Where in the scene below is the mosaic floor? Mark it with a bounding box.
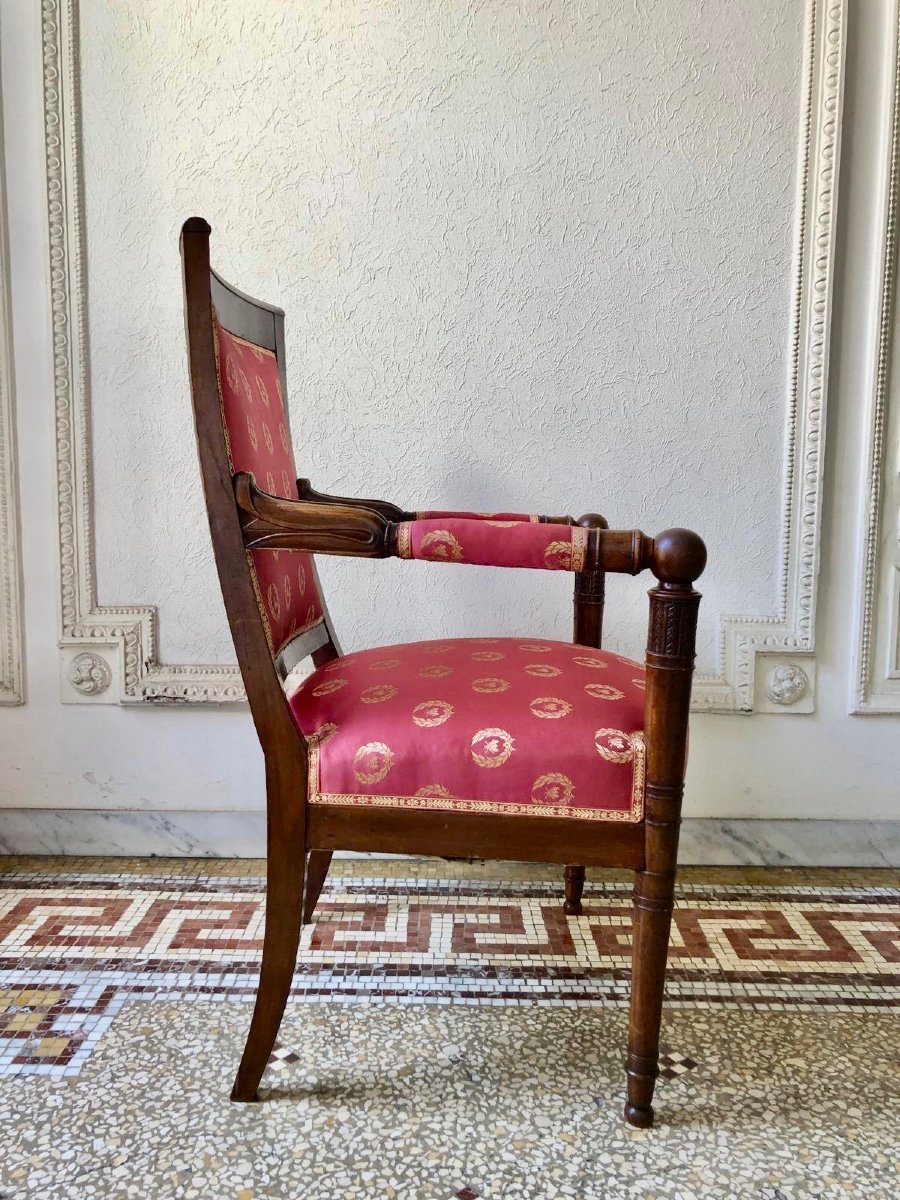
[1,858,898,1198]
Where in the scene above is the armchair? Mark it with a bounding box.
[182,218,705,1127]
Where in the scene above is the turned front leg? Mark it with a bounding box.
[624,530,703,1128]
[625,866,676,1126]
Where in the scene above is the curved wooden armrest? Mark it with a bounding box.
[242,473,706,587]
[236,473,396,557]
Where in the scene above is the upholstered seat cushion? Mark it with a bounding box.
[289,639,645,823]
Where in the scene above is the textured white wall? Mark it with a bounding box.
[1,0,899,840]
[83,0,795,670]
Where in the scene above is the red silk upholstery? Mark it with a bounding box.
[397,518,589,572]
[289,638,645,822]
[416,510,540,522]
[213,315,324,653]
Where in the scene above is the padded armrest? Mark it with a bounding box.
[396,517,590,572]
[414,509,541,522]
[240,474,588,570]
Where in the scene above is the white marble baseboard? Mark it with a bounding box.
[677,819,900,868]
[0,810,266,859]
[0,810,898,866]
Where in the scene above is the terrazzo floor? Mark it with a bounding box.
[1,857,898,1199]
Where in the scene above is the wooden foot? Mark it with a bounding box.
[624,1047,660,1128]
[623,1101,654,1128]
[563,864,585,915]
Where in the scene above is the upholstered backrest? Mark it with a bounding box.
[213,313,324,656]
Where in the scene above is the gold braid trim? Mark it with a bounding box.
[304,728,646,824]
[571,526,589,573]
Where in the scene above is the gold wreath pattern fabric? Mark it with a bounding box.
[290,638,646,822]
[397,519,589,572]
[212,314,324,654]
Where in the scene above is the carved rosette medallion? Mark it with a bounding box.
[68,652,112,696]
[765,663,810,706]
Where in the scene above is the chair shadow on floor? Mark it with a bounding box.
[245,999,871,1144]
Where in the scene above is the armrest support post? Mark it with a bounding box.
[573,513,609,648]
[567,512,610,913]
[642,528,706,865]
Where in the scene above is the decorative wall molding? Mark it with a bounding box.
[694,0,845,713]
[853,0,900,714]
[0,74,25,707]
[41,0,243,704]
[42,0,845,711]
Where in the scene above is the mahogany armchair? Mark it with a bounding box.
[181,218,705,1127]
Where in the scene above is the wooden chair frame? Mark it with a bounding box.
[181,218,705,1127]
